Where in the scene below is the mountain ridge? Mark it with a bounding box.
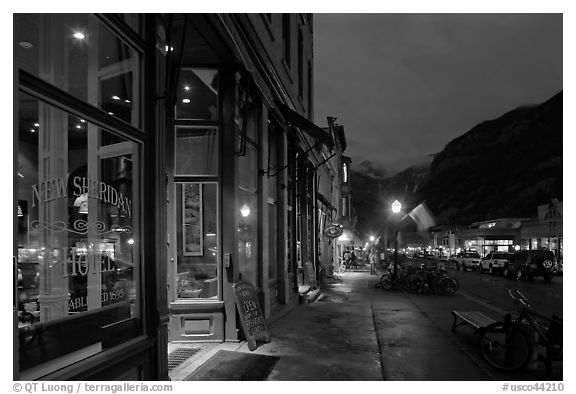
[351,91,562,238]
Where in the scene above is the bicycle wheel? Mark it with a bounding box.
[380,275,392,290]
[450,276,460,292]
[438,277,458,296]
[479,322,533,371]
[405,274,422,293]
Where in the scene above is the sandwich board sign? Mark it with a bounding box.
[232,281,271,351]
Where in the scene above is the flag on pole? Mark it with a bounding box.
[407,202,436,232]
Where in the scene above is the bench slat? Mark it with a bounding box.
[451,310,496,332]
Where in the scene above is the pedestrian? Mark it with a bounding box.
[350,250,357,269]
[369,249,377,275]
[343,248,351,268]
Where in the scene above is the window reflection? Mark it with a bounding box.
[238,190,258,285]
[175,69,218,120]
[17,92,139,370]
[100,72,134,124]
[14,14,140,128]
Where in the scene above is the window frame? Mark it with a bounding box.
[14,13,148,378]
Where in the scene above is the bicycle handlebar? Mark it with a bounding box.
[508,289,530,309]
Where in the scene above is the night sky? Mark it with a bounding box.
[313,13,563,176]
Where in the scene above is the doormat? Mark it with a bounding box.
[168,348,201,371]
[184,350,280,381]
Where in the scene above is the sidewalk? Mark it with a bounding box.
[169,269,493,381]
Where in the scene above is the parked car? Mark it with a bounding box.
[503,250,556,282]
[451,251,482,271]
[480,252,514,275]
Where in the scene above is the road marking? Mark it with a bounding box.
[457,290,508,316]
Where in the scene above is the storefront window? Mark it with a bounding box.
[268,202,278,280]
[15,14,141,128]
[268,127,278,280]
[237,103,259,285]
[16,92,140,374]
[175,127,218,176]
[238,189,258,285]
[115,14,142,36]
[175,68,218,120]
[175,183,219,299]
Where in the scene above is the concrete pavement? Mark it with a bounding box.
[169,267,500,381]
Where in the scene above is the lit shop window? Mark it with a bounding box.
[175,183,219,299]
[16,92,141,374]
[176,68,219,120]
[15,14,141,128]
[342,162,348,183]
[342,196,349,217]
[238,190,258,285]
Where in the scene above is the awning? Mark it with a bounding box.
[317,192,336,212]
[275,100,334,149]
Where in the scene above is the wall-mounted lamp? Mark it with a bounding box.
[240,204,251,217]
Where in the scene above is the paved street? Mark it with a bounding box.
[170,265,563,381]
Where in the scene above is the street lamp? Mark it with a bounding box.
[391,200,401,279]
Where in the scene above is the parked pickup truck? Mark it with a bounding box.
[480,252,514,275]
[451,251,482,271]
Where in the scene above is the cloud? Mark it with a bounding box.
[314,14,563,175]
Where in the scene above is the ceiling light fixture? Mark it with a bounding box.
[73,32,85,40]
[182,98,191,104]
[33,122,39,127]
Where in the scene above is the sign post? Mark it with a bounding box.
[232,281,271,351]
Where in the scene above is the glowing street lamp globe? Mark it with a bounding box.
[391,200,401,214]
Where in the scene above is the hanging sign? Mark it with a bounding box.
[323,223,343,238]
[233,281,271,351]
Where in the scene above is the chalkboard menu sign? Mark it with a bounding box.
[233,281,271,351]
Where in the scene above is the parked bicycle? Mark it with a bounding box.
[377,265,410,290]
[478,289,562,376]
[405,265,459,295]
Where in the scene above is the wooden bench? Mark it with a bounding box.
[451,310,497,333]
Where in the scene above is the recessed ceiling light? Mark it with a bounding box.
[73,32,85,40]
[124,99,131,103]
[33,122,39,127]
[76,125,82,129]
[112,95,120,100]
[30,129,35,133]
[108,112,114,115]
[182,99,191,104]
[184,86,190,91]
[19,41,33,49]
[80,119,86,123]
